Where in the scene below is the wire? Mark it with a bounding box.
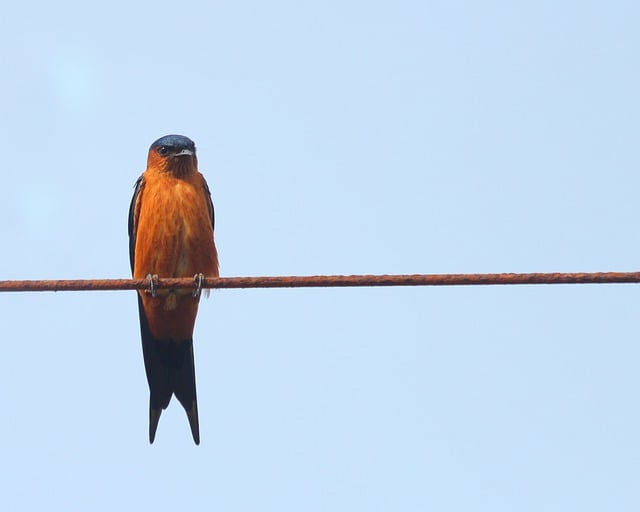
[0,272,638,292]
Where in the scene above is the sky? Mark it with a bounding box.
[1,1,639,510]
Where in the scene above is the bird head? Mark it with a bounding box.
[147,134,198,175]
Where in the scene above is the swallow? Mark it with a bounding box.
[128,134,219,444]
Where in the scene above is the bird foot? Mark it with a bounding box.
[146,274,158,297]
[193,273,205,298]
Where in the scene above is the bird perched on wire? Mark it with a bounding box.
[128,134,219,444]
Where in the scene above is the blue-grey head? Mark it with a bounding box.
[150,134,196,158]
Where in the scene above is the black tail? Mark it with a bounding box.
[137,295,200,445]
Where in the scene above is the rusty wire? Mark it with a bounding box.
[0,272,639,293]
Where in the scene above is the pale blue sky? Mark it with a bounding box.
[1,1,639,510]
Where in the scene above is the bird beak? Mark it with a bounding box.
[174,149,194,157]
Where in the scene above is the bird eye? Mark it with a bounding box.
[158,146,170,156]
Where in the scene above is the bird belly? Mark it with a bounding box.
[134,176,218,340]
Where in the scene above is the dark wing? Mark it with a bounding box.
[128,175,144,273]
[202,177,215,232]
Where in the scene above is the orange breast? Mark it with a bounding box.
[134,170,219,340]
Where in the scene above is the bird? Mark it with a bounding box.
[128,134,219,444]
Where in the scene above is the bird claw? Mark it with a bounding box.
[146,274,158,297]
[193,273,205,298]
